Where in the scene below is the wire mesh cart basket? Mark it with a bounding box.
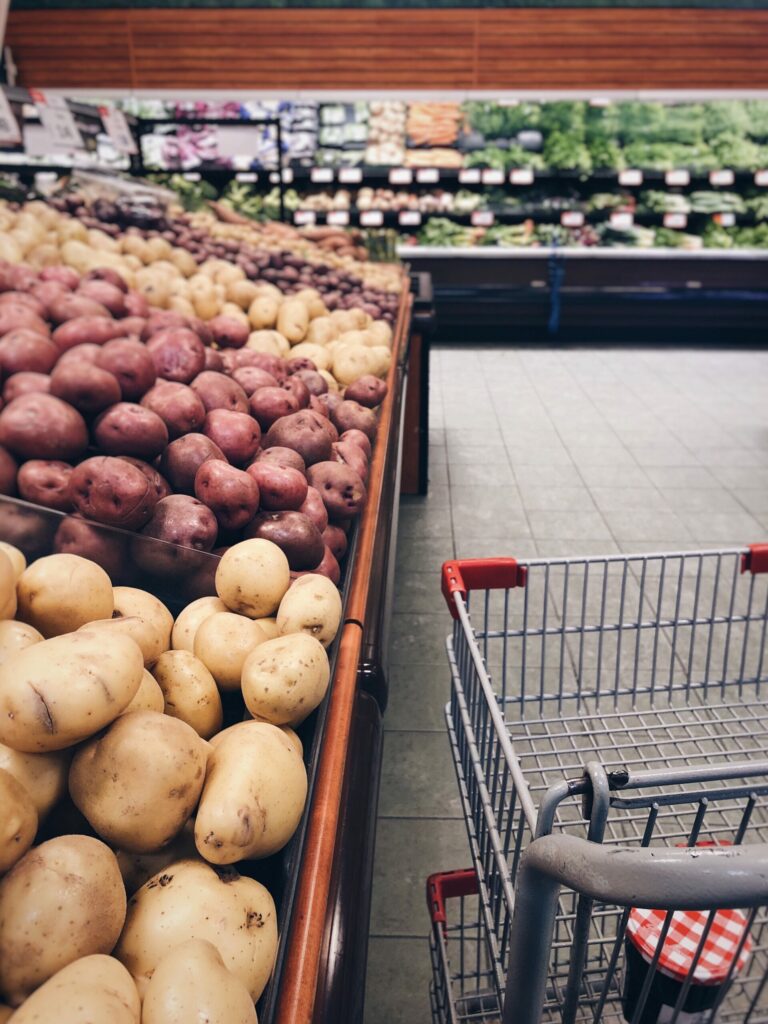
[440,544,768,1024]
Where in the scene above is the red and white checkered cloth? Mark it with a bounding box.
[627,906,752,985]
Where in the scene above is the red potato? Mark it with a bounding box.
[141,381,206,439]
[249,387,298,432]
[203,409,260,466]
[316,391,342,418]
[47,292,110,324]
[0,330,58,376]
[17,460,73,512]
[340,429,372,460]
[332,439,369,483]
[191,372,249,415]
[8,266,38,292]
[307,461,366,519]
[0,291,45,318]
[224,350,286,382]
[0,393,88,461]
[280,376,311,410]
[96,339,157,402]
[69,455,161,530]
[322,523,348,561]
[308,408,338,444]
[146,328,206,384]
[56,343,101,369]
[141,312,190,340]
[331,399,377,441]
[245,510,324,571]
[264,410,333,467]
[194,460,259,531]
[292,545,340,584]
[39,266,79,290]
[83,267,128,293]
[124,290,150,318]
[188,318,213,348]
[299,485,329,533]
[52,316,126,352]
[77,280,127,317]
[0,445,17,495]
[0,302,49,338]
[119,457,171,503]
[292,369,327,397]
[92,402,169,460]
[50,361,122,416]
[231,366,278,397]
[29,281,67,315]
[159,434,226,494]
[345,375,388,409]
[119,316,147,338]
[140,494,218,555]
[203,348,224,372]
[3,372,50,403]
[53,514,127,580]
[246,461,307,512]
[253,446,306,474]
[207,315,248,349]
[286,357,317,375]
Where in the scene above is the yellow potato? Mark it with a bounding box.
[246,329,290,358]
[0,835,126,1005]
[169,247,197,277]
[194,613,267,691]
[338,328,375,348]
[282,725,303,758]
[227,278,260,309]
[121,669,165,714]
[171,595,228,653]
[0,620,42,667]
[116,823,197,896]
[108,586,173,665]
[294,287,327,320]
[305,316,338,346]
[276,573,342,648]
[277,298,309,344]
[8,955,140,1024]
[0,744,68,819]
[247,293,279,330]
[328,309,359,334]
[0,768,37,874]
[16,554,113,638]
[0,550,16,622]
[319,369,339,393]
[255,616,280,640]
[152,650,223,739]
[115,859,277,1002]
[215,539,291,619]
[195,722,306,863]
[289,341,331,371]
[0,543,24,582]
[332,344,376,386]
[241,633,330,727]
[0,631,144,753]
[368,344,393,378]
[368,319,393,348]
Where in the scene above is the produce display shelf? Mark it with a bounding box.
[292,209,763,227]
[398,245,768,259]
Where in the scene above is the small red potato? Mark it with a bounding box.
[140,494,218,552]
[0,291,45,317]
[83,267,128,293]
[119,457,171,503]
[307,461,366,519]
[56,343,101,370]
[191,372,249,415]
[322,523,348,561]
[50,361,121,416]
[280,376,310,410]
[17,460,73,512]
[52,316,126,352]
[264,410,333,467]
[344,374,388,408]
[47,292,111,324]
[249,387,298,431]
[124,290,150,318]
[245,510,324,570]
[0,393,88,461]
[332,439,369,483]
[231,366,278,396]
[2,372,50,404]
[252,446,306,474]
[39,265,79,290]
[159,434,226,494]
[69,455,160,530]
[141,381,206,439]
[203,409,260,466]
[286,356,317,375]
[330,399,377,441]
[146,327,206,384]
[0,302,49,338]
[92,402,169,460]
[194,461,259,531]
[0,445,17,495]
[0,330,58,375]
[53,515,127,580]
[77,279,127,317]
[299,485,329,533]
[292,369,327,397]
[141,311,190,340]
[291,545,340,584]
[246,461,307,512]
[207,315,248,349]
[95,339,157,401]
[340,428,372,459]
[204,348,224,372]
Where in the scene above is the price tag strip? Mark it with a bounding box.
[619,169,643,187]
[235,172,258,183]
[359,209,384,227]
[389,167,413,185]
[459,168,481,185]
[610,211,634,229]
[481,169,504,185]
[510,168,534,185]
[293,210,316,226]
[416,168,439,184]
[338,167,362,184]
[398,210,421,227]
[310,167,334,184]
[714,212,736,227]
[709,169,735,187]
[665,169,691,187]
[327,210,349,226]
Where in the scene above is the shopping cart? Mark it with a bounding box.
[439,544,768,1024]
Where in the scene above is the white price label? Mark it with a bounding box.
[360,209,384,227]
[310,166,334,183]
[99,105,136,155]
[183,172,201,182]
[709,169,735,187]
[31,90,84,150]
[589,97,612,107]
[236,172,258,183]
[459,168,481,184]
[510,168,534,185]
[560,211,585,227]
[481,169,504,185]
[389,167,413,185]
[269,169,293,184]
[714,212,736,227]
[327,209,350,226]
[619,169,643,186]
[293,210,317,226]
[0,90,21,145]
[338,167,362,184]
[398,210,422,226]
[663,212,688,229]
[416,168,439,184]
[665,169,690,187]
[610,211,634,229]
[754,170,768,187]
[471,210,495,227]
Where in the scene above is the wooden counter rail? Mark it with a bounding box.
[275,281,413,1024]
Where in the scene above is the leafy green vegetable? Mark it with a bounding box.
[543,132,592,175]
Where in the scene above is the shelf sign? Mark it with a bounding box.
[754,170,768,187]
[610,211,634,229]
[360,209,384,227]
[327,209,350,226]
[293,210,316,226]
[398,210,422,226]
[471,210,495,227]
[618,169,643,187]
[416,168,439,184]
[709,169,735,187]
[665,169,690,187]
[338,167,363,184]
[510,168,534,185]
[663,212,688,229]
[713,212,736,227]
[589,97,612,107]
[235,172,258,183]
[560,211,585,227]
[30,90,84,150]
[310,166,334,183]
[99,105,137,155]
[389,167,413,185]
[459,168,481,185]
[269,168,293,184]
[481,168,504,185]
[0,90,21,146]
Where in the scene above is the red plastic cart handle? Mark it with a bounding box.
[441,558,527,619]
[741,544,768,575]
[426,868,478,927]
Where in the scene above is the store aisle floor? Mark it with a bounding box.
[364,345,768,1024]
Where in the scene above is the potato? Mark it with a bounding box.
[331,398,377,441]
[93,402,169,460]
[0,621,42,669]
[2,371,51,404]
[0,303,49,338]
[147,328,206,384]
[0,742,66,819]
[51,315,123,351]
[122,669,165,714]
[254,445,305,473]
[322,523,348,562]
[246,329,290,358]
[138,494,218,568]
[0,543,24,582]
[202,409,260,466]
[368,319,393,347]
[319,368,339,393]
[246,461,307,512]
[299,485,329,533]
[227,279,260,309]
[114,859,277,1002]
[171,595,227,653]
[69,711,208,853]
[340,427,372,458]
[208,314,248,349]
[159,433,226,495]
[344,374,388,409]
[0,835,126,1004]
[246,511,324,572]
[116,824,197,895]
[332,439,369,483]
[107,586,173,665]
[328,309,359,334]
[0,768,37,874]
[275,299,308,344]
[193,612,267,691]
[305,316,338,346]
[247,293,279,330]
[0,393,88,462]
[152,650,223,739]
[277,573,342,648]
[215,540,291,624]
[249,385,298,431]
[332,345,376,386]
[191,371,249,415]
[264,408,333,467]
[0,1004,10,1022]
[241,633,329,727]
[255,616,280,641]
[307,461,367,520]
[95,338,157,402]
[50,360,122,416]
[299,545,340,584]
[69,455,160,531]
[0,329,57,376]
[8,955,140,1024]
[194,461,259,532]
[290,341,332,372]
[141,380,206,439]
[204,347,225,372]
[142,938,257,1024]
[368,344,392,378]
[231,365,278,396]
[17,553,113,638]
